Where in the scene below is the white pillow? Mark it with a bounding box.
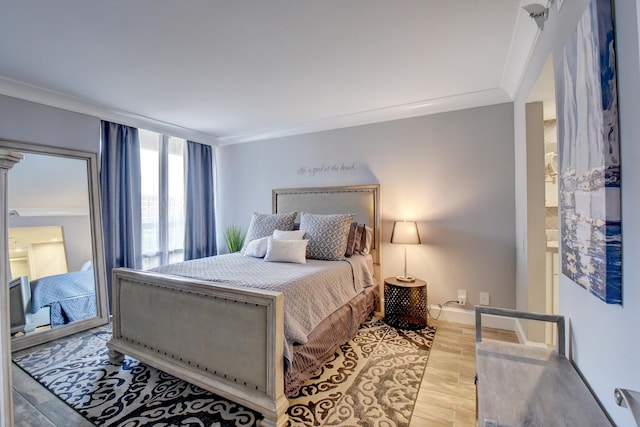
[243,236,270,258]
[264,238,308,264]
[272,229,306,240]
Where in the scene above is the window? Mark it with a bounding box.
[139,130,186,269]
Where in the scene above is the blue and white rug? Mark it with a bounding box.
[13,317,435,426]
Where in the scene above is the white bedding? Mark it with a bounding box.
[151,253,375,363]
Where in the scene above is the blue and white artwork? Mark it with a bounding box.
[554,0,621,304]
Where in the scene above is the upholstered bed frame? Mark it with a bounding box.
[107,184,380,427]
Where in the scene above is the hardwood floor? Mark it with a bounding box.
[12,319,517,426]
[410,319,518,427]
[12,364,93,427]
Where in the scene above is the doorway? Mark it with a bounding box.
[527,56,559,346]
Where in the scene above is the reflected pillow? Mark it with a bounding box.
[264,238,308,264]
[241,211,297,253]
[299,212,355,261]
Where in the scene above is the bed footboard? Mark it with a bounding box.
[107,268,289,427]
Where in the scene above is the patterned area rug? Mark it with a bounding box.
[13,316,435,427]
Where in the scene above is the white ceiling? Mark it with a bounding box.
[0,1,541,145]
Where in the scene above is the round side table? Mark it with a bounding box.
[384,277,427,330]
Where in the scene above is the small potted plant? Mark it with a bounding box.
[224,225,245,253]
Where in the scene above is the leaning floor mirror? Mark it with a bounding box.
[1,140,109,352]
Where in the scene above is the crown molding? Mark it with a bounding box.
[0,76,516,147]
[0,77,219,146]
[217,88,513,145]
[9,207,89,217]
[500,6,542,98]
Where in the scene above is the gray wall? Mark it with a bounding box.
[0,95,99,152]
[217,103,516,309]
[514,0,640,424]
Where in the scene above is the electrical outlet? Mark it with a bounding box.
[479,292,490,306]
[457,290,467,306]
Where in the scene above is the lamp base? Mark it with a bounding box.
[396,275,416,283]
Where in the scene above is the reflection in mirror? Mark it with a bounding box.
[0,141,109,352]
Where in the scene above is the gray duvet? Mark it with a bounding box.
[151,253,374,363]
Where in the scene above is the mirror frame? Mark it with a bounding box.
[0,139,110,352]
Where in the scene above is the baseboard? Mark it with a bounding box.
[513,318,551,347]
[515,317,528,344]
[431,307,549,346]
[427,304,517,332]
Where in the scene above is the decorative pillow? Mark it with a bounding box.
[243,236,270,258]
[273,229,306,240]
[241,211,297,253]
[344,222,359,257]
[358,225,373,255]
[264,238,308,264]
[355,224,366,253]
[299,212,355,261]
[353,224,364,254]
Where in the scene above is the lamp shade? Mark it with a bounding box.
[390,221,421,245]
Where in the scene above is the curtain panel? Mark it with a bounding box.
[184,141,216,260]
[100,121,142,309]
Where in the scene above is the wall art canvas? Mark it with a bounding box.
[553,0,621,304]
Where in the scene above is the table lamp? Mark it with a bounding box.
[390,220,421,282]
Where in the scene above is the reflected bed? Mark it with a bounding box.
[10,269,97,335]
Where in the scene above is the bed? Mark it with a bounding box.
[10,268,97,335]
[107,184,380,427]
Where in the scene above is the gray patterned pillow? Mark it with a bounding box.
[300,213,355,261]
[241,212,297,253]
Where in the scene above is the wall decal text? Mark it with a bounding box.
[297,162,356,176]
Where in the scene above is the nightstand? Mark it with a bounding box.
[384,277,427,330]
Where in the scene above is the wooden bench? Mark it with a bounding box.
[475,306,612,427]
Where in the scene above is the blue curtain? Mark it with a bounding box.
[184,141,216,260]
[100,121,142,310]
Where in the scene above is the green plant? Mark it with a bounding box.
[224,225,245,253]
